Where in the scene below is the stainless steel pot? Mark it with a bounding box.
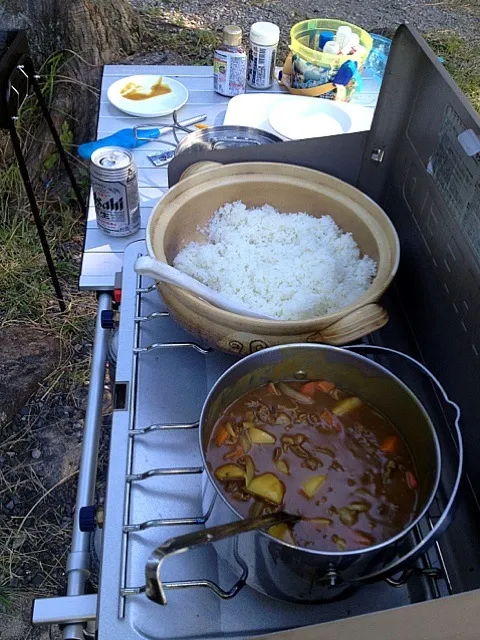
[175,125,282,154]
[146,344,446,604]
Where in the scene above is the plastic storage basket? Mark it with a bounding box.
[286,19,373,101]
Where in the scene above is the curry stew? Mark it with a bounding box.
[206,380,419,552]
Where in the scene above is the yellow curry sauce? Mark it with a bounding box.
[206,380,419,552]
[120,77,171,101]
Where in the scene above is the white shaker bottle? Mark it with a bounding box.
[334,25,352,51]
[247,21,280,89]
[342,33,360,55]
[323,40,341,54]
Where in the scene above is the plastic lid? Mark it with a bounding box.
[336,25,353,36]
[223,25,242,47]
[250,22,280,46]
[91,146,132,170]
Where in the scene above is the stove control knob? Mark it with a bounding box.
[101,309,115,329]
[79,506,96,532]
[79,505,104,532]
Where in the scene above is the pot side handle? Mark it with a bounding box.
[312,304,388,345]
[344,344,463,584]
[179,161,223,182]
[145,511,298,605]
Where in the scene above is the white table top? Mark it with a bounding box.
[80,65,381,290]
[80,65,287,290]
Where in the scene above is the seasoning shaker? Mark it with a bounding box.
[334,25,353,51]
[213,25,247,97]
[247,21,280,90]
[323,40,341,54]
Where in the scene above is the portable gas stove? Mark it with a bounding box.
[103,241,462,638]
[32,24,480,640]
[36,239,468,638]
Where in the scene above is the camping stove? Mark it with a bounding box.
[50,239,470,639]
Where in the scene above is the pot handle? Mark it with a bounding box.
[145,511,298,605]
[179,161,223,182]
[343,344,463,584]
[312,304,388,345]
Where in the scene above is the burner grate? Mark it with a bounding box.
[95,240,459,640]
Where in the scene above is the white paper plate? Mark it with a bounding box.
[267,96,373,140]
[107,75,189,117]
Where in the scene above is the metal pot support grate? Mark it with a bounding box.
[117,255,462,608]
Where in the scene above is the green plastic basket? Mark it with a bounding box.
[290,19,373,69]
[289,19,373,100]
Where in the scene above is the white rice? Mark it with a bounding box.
[173,201,377,321]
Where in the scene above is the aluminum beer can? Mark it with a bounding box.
[90,146,140,236]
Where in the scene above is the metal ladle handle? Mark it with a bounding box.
[145,511,298,605]
[133,114,207,140]
[343,344,463,584]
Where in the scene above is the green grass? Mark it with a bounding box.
[0,46,93,327]
[0,119,94,618]
[425,32,480,112]
[0,201,83,322]
[0,145,85,324]
[0,588,10,610]
[151,26,220,65]
[141,8,220,65]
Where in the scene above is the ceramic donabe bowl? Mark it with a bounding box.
[144,162,400,356]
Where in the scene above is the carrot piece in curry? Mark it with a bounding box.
[300,382,317,396]
[300,380,336,396]
[405,471,418,489]
[215,425,230,447]
[315,380,336,394]
[380,435,400,454]
[320,409,334,425]
[224,445,244,461]
[353,530,376,547]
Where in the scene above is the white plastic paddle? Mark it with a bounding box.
[134,255,275,320]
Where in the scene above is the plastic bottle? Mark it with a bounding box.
[213,26,247,97]
[342,33,360,55]
[334,25,352,51]
[247,21,280,89]
[323,40,341,54]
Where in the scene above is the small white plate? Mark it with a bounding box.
[107,75,189,117]
[268,96,373,140]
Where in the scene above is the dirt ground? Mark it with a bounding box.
[0,1,478,639]
[133,0,480,46]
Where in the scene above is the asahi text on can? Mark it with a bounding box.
[90,146,140,237]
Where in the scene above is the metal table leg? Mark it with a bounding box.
[7,119,66,312]
[60,292,111,639]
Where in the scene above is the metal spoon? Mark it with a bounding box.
[134,255,275,320]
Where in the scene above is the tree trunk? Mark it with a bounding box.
[19,0,142,68]
[2,0,143,186]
